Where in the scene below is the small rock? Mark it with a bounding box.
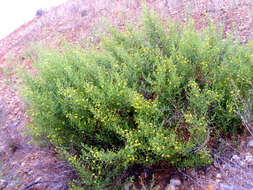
[186,168,196,176]
[0,145,5,154]
[216,173,222,179]
[245,152,253,163]
[35,177,42,183]
[0,179,8,189]
[81,10,88,17]
[124,183,131,190]
[213,161,220,168]
[239,160,245,166]
[51,183,67,190]
[219,183,234,190]
[170,178,181,186]
[208,183,217,190]
[215,173,222,183]
[35,9,46,17]
[231,155,240,162]
[7,121,21,129]
[165,184,175,190]
[247,140,253,148]
[165,178,181,190]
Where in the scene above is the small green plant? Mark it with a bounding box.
[20,9,253,189]
[132,175,158,190]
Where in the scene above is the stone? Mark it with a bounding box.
[81,10,88,17]
[208,183,217,190]
[231,155,240,162]
[247,140,253,148]
[165,178,181,190]
[0,179,8,189]
[36,9,46,17]
[219,183,234,190]
[165,184,175,190]
[215,173,222,182]
[0,101,6,126]
[216,173,222,179]
[0,145,5,153]
[245,152,253,163]
[186,168,196,176]
[124,183,131,190]
[214,161,220,168]
[170,178,181,186]
[51,183,67,190]
[34,177,42,183]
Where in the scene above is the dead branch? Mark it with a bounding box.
[19,180,59,190]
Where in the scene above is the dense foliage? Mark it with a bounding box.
[21,10,253,189]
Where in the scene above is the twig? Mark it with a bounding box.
[193,127,210,153]
[177,169,203,186]
[230,79,253,136]
[19,180,59,190]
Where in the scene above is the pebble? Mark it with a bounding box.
[165,184,175,190]
[81,10,88,17]
[165,178,182,190]
[186,168,196,176]
[231,155,240,162]
[165,178,181,190]
[0,145,5,155]
[124,183,131,190]
[214,161,220,168]
[216,173,222,179]
[219,183,234,190]
[0,179,8,189]
[247,140,253,148]
[35,177,42,182]
[51,183,67,190]
[215,173,221,183]
[170,178,181,186]
[245,152,253,163]
[208,183,217,190]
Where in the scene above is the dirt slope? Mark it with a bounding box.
[0,0,253,189]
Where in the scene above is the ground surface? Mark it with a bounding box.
[0,0,253,189]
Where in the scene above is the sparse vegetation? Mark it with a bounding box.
[20,9,253,189]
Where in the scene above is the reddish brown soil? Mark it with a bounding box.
[0,0,253,189]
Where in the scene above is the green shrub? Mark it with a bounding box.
[21,10,253,189]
